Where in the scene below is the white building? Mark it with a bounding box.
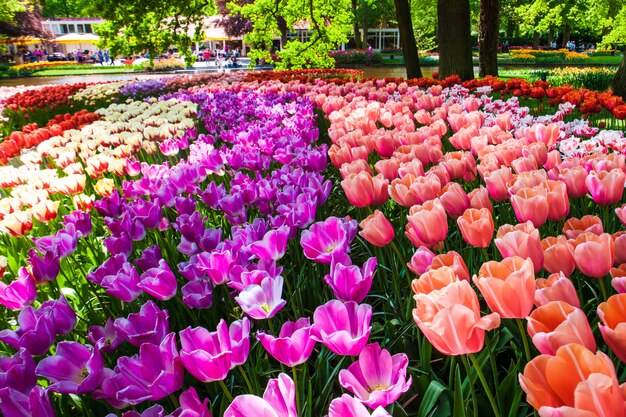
[40,18,104,36]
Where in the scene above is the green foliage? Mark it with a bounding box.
[231,0,353,69]
[331,50,383,65]
[0,0,25,23]
[601,5,626,47]
[40,0,93,18]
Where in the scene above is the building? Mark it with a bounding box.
[40,18,104,36]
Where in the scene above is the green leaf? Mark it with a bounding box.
[452,365,467,417]
[418,380,447,417]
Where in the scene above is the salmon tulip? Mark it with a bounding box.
[495,222,544,273]
[598,294,626,363]
[359,210,395,248]
[567,232,614,278]
[535,273,580,308]
[541,236,576,276]
[457,208,494,248]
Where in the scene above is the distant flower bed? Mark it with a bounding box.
[9,61,80,72]
[133,58,185,72]
[509,49,590,64]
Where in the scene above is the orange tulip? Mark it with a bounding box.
[474,256,535,318]
[467,186,493,213]
[535,273,580,308]
[405,199,448,248]
[412,280,500,356]
[457,208,494,248]
[439,182,470,219]
[543,180,570,222]
[610,264,626,294]
[510,186,549,228]
[429,251,470,281]
[598,294,626,363]
[341,172,388,207]
[541,235,576,276]
[527,301,596,355]
[359,210,395,247]
[562,215,603,240]
[494,222,544,273]
[519,344,623,415]
[389,174,420,207]
[567,232,614,278]
[411,266,459,294]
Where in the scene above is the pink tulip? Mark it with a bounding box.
[495,222,544,273]
[439,182,470,219]
[224,373,296,417]
[557,166,589,198]
[359,210,395,248]
[535,272,580,308]
[311,300,372,356]
[257,318,316,367]
[407,246,436,276]
[484,167,514,201]
[234,276,286,320]
[510,186,549,228]
[585,168,626,205]
[328,394,391,417]
[324,258,376,303]
[567,232,615,278]
[338,343,412,409]
[405,199,448,249]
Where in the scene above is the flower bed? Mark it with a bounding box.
[1,69,626,417]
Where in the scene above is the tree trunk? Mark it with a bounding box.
[548,28,554,47]
[362,17,369,49]
[562,24,570,48]
[613,51,626,98]
[394,0,422,79]
[438,0,474,80]
[533,31,540,49]
[351,0,362,49]
[505,20,515,39]
[478,0,499,77]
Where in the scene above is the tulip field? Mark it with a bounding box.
[2,69,626,417]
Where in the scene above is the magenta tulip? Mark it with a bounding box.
[235,275,286,320]
[35,341,103,394]
[311,300,372,356]
[328,395,392,417]
[324,257,376,303]
[249,226,290,261]
[224,373,296,417]
[257,317,316,367]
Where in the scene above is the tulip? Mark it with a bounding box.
[224,373,296,417]
[467,186,493,213]
[407,246,436,276]
[114,301,169,347]
[300,217,357,264]
[374,158,400,181]
[235,275,287,320]
[0,267,36,310]
[324,257,376,303]
[88,318,123,353]
[429,251,470,281]
[341,172,389,207]
[510,186,549,227]
[474,257,535,318]
[35,341,103,394]
[311,300,372,356]
[257,318,316,367]
[567,232,614,278]
[412,280,500,356]
[405,199,448,249]
[248,226,290,261]
[457,208,494,248]
[340,160,373,178]
[2,210,33,237]
[616,204,626,227]
[562,215,603,240]
[411,266,459,294]
[543,180,570,221]
[31,200,59,223]
[613,231,626,265]
[519,344,623,415]
[182,279,214,309]
[398,159,424,178]
[585,168,626,205]
[527,301,596,355]
[338,343,412,409]
[27,248,60,283]
[179,318,250,382]
[98,333,183,406]
[359,210,395,247]
[328,394,392,417]
[541,236,576,276]
[598,294,626,363]
[557,166,588,198]
[535,273,580,308]
[483,167,514,202]
[0,386,54,417]
[138,259,178,301]
[495,222,544,273]
[196,250,234,285]
[175,387,213,417]
[0,348,36,393]
[439,182,470,218]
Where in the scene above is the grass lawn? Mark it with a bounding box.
[32,67,132,76]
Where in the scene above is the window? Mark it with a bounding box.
[68,25,76,33]
[77,24,84,33]
[85,24,92,33]
[60,24,69,34]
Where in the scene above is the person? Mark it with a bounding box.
[104,49,110,65]
[98,49,104,65]
[503,39,509,53]
[367,44,373,54]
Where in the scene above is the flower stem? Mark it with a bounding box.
[461,355,478,417]
[599,277,609,301]
[238,365,255,394]
[292,366,301,416]
[515,318,532,362]
[218,379,234,403]
[468,353,501,417]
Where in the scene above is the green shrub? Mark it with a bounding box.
[332,51,383,66]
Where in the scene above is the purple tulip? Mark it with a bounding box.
[27,249,60,283]
[235,276,286,320]
[0,267,36,310]
[35,341,104,394]
[0,385,55,417]
[114,301,169,347]
[88,318,123,353]
[63,210,92,238]
[0,348,36,392]
[42,296,77,335]
[338,343,412,408]
[196,250,234,285]
[181,280,213,309]
[228,267,272,292]
[104,232,133,256]
[224,373,296,417]
[95,189,123,218]
[136,245,162,271]
[257,317,316,367]
[99,333,183,406]
[139,259,178,300]
[170,387,213,417]
[311,300,372,356]
[248,226,290,261]
[108,405,165,417]
[328,394,391,417]
[179,318,250,382]
[34,227,78,258]
[300,217,357,264]
[324,258,376,303]
[88,255,142,302]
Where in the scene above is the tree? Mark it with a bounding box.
[438,0,474,80]
[40,0,93,18]
[478,0,499,76]
[0,0,25,23]
[0,1,50,39]
[394,0,422,78]
[230,0,353,69]
[602,5,626,97]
